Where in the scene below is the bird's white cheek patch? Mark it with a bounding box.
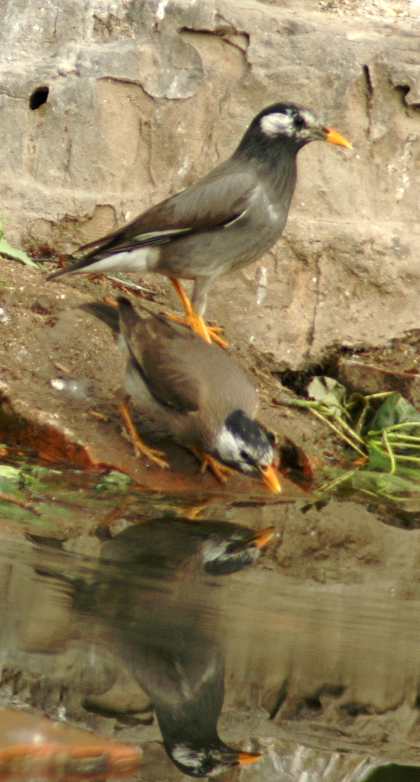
[300,109,316,127]
[172,746,204,770]
[260,113,293,137]
[216,426,242,463]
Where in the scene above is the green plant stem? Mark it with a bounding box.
[386,434,420,444]
[364,392,396,400]
[384,442,420,451]
[317,469,358,495]
[335,414,366,445]
[382,430,396,474]
[368,422,420,437]
[308,408,366,456]
[392,454,420,465]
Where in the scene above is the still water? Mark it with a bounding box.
[0,465,419,781]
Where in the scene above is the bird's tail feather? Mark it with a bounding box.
[81,296,192,353]
[80,296,168,335]
[79,301,120,333]
[47,242,160,281]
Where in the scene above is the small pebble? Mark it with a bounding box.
[49,377,91,401]
[0,307,9,324]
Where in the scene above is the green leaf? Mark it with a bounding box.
[350,469,420,497]
[307,376,347,417]
[0,465,21,491]
[366,441,392,472]
[0,223,38,268]
[0,236,39,268]
[0,465,21,481]
[95,470,132,492]
[369,393,420,432]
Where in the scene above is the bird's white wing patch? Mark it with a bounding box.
[134,227,192,240]
[73,247,160,274]
[260,112,293,137]
[223,208,249,228]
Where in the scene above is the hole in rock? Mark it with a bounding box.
[29,86,49,110]
[277,345,359,398]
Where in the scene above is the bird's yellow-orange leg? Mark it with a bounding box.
[167,278,229,349]
[119,401,169,469]
[192,449,235,484]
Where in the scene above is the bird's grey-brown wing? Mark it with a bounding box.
[136,331,257,416]
[77,160,259,260]
[121,311,205,413]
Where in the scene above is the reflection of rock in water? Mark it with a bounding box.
[84,519,273,777]
[242,741,378,782]
[4,508,420,780]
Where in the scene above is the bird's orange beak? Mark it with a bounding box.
[260,464,282,494]
[324,127,352,149]
[238,751,262,766]
[253,526,276,549]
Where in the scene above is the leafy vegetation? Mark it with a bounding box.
[0,222,39,268]
[289,377,420,502]
[0,461,132,531]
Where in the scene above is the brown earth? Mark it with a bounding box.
[2,0,420,371]
[0,257,339,502]
[1,255,419,507]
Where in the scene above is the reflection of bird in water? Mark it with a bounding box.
[88,518,275,777]
[99,517,275,577]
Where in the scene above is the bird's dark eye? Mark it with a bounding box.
[240,449,255,466]
[294,115,306,130]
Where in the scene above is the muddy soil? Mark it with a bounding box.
[0,257,345,500]
[1,255,420,781]
[1,255,419,515]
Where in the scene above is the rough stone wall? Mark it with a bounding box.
[1,0,419,368]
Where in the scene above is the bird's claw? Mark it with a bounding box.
[185,312,230,349]
[195,451,235,484]
[164,311,229,349]
[132,437,170,470]
[119,402,170,469]
[133,442,170,470]
[167,278,229,348]
[205,324,229,350]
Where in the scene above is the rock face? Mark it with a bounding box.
[1,0,420,368]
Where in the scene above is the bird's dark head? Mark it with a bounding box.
[201,523,275,575]
[215,409,281,494]
[170,742,261,778]
[236,102,352,157]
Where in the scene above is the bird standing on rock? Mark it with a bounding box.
[82,296,281,493]
[49,102,351,345]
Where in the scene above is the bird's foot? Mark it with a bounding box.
[134,441,170,470]
[119,402,170,469]
[168,277,229,348]
[202,321,229,350]
[193,450,235,484]
[164,310,229,349]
